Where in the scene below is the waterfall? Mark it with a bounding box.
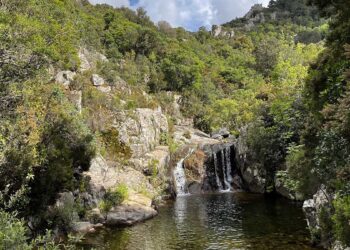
[173,150,194,196]
[208,144,235,192]
[221,150,230,191]
[213,152,223,190]
[174,158,188,196]
[225,147,233,184]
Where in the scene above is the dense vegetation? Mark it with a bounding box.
[0,0,349,248]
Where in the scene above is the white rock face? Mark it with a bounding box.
[86,155,155,195]
[91,74,105,86]
[116,108,168,158]
[79,48,108,72]
[211,25,235,38]
[55,71,76,89]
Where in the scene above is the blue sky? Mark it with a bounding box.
[89,0,270,31]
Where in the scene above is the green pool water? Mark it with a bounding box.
[81,192,319,250]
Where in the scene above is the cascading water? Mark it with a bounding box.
[174,158,188,196]
[221,150,230,191]
[213,153,223,190]
[207,144,236,192]
[225,147,233,184]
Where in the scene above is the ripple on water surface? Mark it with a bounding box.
[82,192,320,250]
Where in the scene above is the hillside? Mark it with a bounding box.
[0,0,349,249]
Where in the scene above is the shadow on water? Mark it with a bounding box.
[81,192,320,250]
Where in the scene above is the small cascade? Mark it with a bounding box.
[173,150,194,196]
[174,158,188,196]
[225,147,233,184]
[221,150,230,191]
[213,153,223,190]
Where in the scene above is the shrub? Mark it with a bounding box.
[333,196,350,245]
[99,184,129,215]
[0,210,29,250]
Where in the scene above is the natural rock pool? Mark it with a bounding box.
[81,192,318,250]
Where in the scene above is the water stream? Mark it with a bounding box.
[173,157,188,196]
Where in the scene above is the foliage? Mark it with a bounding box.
[0,210,80,250]
[2,0,348,247]
[333,196,350,245]
[99,184,129,215]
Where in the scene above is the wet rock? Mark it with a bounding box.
[187,182,202,194]
[232,175,244,190]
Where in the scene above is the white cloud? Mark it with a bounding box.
[89,0,271,31]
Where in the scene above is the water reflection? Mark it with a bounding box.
[82,193,319,250]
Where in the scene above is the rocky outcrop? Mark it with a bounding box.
[231,126,267,193]
[114,76,131,94]
[211,25,235,38]
[55,71,76,89]
[173,125,218,147]
[90,74,112,93]
[240,164,266,193]
[85,155,156,200]
[303,185,335,248]
[274,172,303,201]
[105,193,157,226]
[91,74,104,86]
[67,90,82,113]
[79,48,108,72]
[78,154,159,229]
[211,128,230,140]
[115,108,168,158]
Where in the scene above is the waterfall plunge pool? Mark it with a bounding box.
[81,192,319,250]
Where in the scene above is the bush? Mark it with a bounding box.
[0,210,29,250]
[333,196,350,245]
[0,210,79,249]
[99,184,129,215]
